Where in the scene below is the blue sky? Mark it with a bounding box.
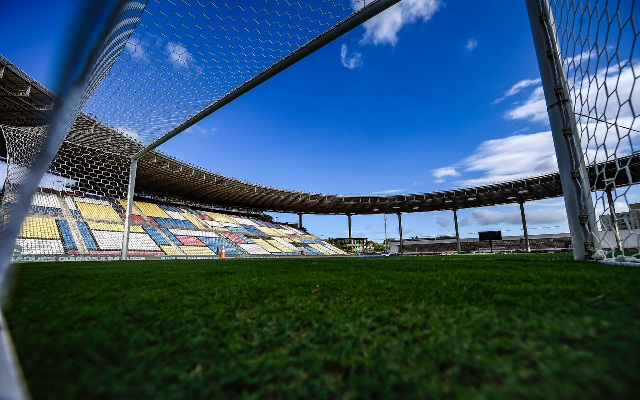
[2,0,637,242]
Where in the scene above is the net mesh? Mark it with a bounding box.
[0,1,146,279]
[548,0,639,259]
[2,0,379,261]
[83,0,374,144]
[5,0,638,262]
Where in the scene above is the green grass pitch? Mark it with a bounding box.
[4,254,640,399]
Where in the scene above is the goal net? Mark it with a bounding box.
[547,0,638,259]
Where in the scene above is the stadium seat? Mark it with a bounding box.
[241,225,266,236]
[227,226,250,235]
[57,220,78,251]
[119,214,148,224]
[175,236,205,246]
[178,246,216,256]
[272,237,300,253]
[204,212,236,224]
[238,243,270,255]
[76,201,121,222]
[203,219,224,228]
[31,192,62,209]
[252,238,280,253]
[236,234,254,244]
[143,226,170,245]
[92,231,160,251]
[19,217,60,239]
[198,237,245,255]
[118,199,142,215]
[168,228,218,238]
[267,239,297,254]
[194,211,213,221]
[15,238,64,255]
[134,201,171,218]
[76,221,98,250]
[160,228,183,246]
[309,244,330,255]
[153,218,197,229]
[14,189,341,259]
[222,232,246,243]
[160,245,183,255]
[182,213,210,230]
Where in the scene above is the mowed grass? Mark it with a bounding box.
[4,254,640,399]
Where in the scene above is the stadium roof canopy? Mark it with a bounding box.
[2,54,639,215]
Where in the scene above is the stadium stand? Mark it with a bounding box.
[13,189,345,259]
[29,192,64,217]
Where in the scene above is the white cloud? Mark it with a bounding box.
[340,44,363,69]
[116,127,141,142]
[572,64,640,164]
[371,189,404,195]
[164,42,202,75]
[436,217,451,228]
[472,208,567,226]
[453,131,557,187]
[503,62,640,165]
[124,41,136,55]
[460,217,474,227]
[184,125,217,137]
[359,0,441,46]
[504,86,548,122]
[465,38,478,51]
[166,42,193,68]
[432,167,459,179]
[534,200,567,207]
[493,78,541,104]
[433,61,639,189]
[565,48,599,68]
[412,181,424,186]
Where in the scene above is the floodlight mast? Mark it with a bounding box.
[524,0,600,260]
[121,0,402,259]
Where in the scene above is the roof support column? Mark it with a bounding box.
[519,201,531,253]
[298,212,303,230]
[398,212,403,255]
[347,214,352,241]
[453,209,461,254]
[606,188,623,252]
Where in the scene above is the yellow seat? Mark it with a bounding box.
[133,201,170,218]
[87,222,143,233]
[252,238,280,253]
[310,243,331,255]
[179,246,216,256]
[76,203,121,222]
[183,213,209,229]
[19,217,59,239]
[119,200,142,215]
[204,212,235,223]
[267,239,291,253]
[160,245,183,255]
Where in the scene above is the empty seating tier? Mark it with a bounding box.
[14,190,346,259]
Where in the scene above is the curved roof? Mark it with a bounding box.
[2,53,639,215]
